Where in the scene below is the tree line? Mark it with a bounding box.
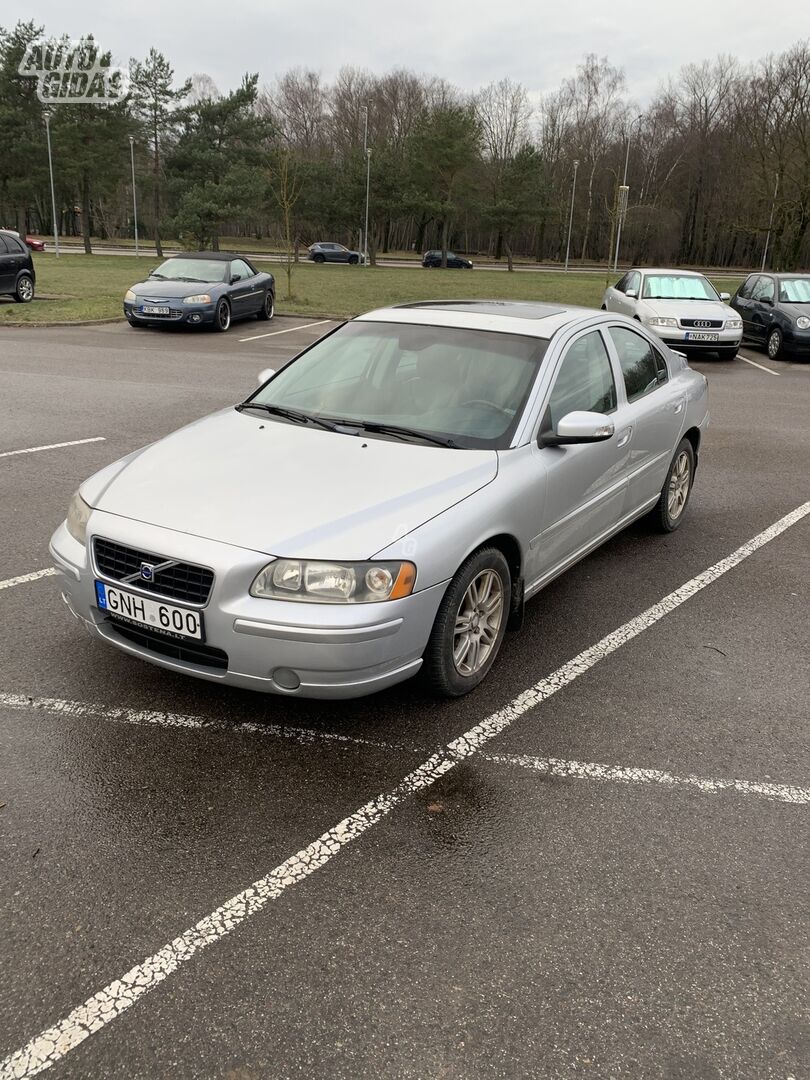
[1,20,808,271]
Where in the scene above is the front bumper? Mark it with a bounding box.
[49,515,447,699]
[123,301,217,326]
[650,325,742,350]
[783,327,810,356]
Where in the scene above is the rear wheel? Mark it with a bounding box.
[14,273,34,303]
[348,254,359,265]
[313,253,325,264]
[766,327,783,359]
[257,290,274,321]
[651,439,695,533]
[423,547,510,697]
[213,298,231,332]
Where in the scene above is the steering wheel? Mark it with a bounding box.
[459,399,513,420]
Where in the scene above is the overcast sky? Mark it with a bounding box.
[23,0,805,104]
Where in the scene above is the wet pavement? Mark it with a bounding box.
[0,319,808,1079]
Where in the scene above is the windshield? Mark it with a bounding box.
[152,258,228,283]
[246,320,547,449]
[779,278,810,303]
[642,274,719,301]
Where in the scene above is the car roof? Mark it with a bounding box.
[630,267,706,277]
[168,252,236,262]
[355,299,592,339]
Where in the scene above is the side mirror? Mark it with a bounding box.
[719,292,730,302]
[231,274,242,284]
[258,368,276,384]
[625,288,638,299]
[540,411,614,447]
[147,267,158,276]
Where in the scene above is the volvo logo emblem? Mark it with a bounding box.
[695,320,712,328]
[139,562,155,582]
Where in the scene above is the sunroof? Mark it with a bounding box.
[398,300,565,320]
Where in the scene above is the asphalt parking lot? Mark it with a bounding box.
[1,317,808,1080]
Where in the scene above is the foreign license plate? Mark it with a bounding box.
[141,305,171,315]
[685,331,719,342]
[95,581,203,640]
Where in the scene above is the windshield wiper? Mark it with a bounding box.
[339,420,458,448]
[149,272,166,279]
[235,402,340,431]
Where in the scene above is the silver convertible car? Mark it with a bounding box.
[50,301,708,699]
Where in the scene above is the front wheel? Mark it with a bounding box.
[257,290,275,321]
[213,298,231,332]
[14,273,34,303]
[423,547,511,697]
[348,255,359,265]
[651,439,695,533]
[313,254,325,264]
[766,327,783,359]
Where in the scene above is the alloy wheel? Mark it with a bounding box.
[17,276,33,302]
[217,301,231,331]
[767,329,781,359]
[667,450,691,520]
[452,569,505,676]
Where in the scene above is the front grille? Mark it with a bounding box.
[106,616,228,670]
[679,319,722,329]
[136,309,182,320]
[94,537,214,605]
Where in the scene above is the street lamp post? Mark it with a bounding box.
[363,148,371,268]
[761,173,779,271]
[129,135,139,258]
[613,113,643,271]
[43,109,60,258]
[564,159,579,271]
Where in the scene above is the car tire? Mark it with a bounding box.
[348,255,359,265]
[423,546,511,698]
[257,290,275,321]
[213,298,231,332]
[718,346,738,360]
[313,254,325,264]
[14,273,34,303]
[650,438,695,533]
[766,327,783,359]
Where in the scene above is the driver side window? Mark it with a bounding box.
[231,259,253,281]
[547,331,617,428]
[751,276,774,303]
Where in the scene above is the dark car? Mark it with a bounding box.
[0,229,36,303]
[123,252,275,332]
[308,242,363,265]
[422,250,474,269]
[730,273,810,359]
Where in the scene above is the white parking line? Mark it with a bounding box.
[2,499,809,1079]
[0,437,105,459]
[0,568,57,591]
[238,320,333,343]
[738,355,780,376]
[485,753,810,805]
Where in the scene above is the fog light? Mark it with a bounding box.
[272,667,301,691]
[190,313,202,324]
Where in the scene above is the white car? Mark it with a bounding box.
[602,268,742,359]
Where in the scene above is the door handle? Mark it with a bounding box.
[671,399,685,414]
[617,426,633,447]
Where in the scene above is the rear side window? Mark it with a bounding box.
[548,330,617,426]
[0,236,9,254]
[609,326,666,403]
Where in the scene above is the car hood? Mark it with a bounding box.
[87,409,497,560]
[640,298,731,321]
[128,279,223,299]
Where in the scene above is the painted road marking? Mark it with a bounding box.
[3,691,807,807]
[2,500,809,1078]
[238,319,333,343]
[485,753,810,805]
[0,437,105,459]
[0,568,57,591]
[738,354,780,376]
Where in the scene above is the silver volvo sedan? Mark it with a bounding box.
[50,301,709,699]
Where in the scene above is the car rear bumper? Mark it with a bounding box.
[49,516,447,699]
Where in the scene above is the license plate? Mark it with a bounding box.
[685,332,719,342]
[95,581,203,640]
[141,305,171,315]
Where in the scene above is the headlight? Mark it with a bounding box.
[124,290,137,302]
[796,316,810,330]
[725,317,743,330]
[183,293,212,304]
[66,490,91,545]
[250,559,416,603]
[647,317,678,327]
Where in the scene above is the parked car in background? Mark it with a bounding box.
[730,273,810,359]
[0,229,36,303]
[123,252,275,332]
[308,242,363,265]
[51,300,708,701]
[25,236,46,252]
[422,250,474,269]
[602,268,742,359]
